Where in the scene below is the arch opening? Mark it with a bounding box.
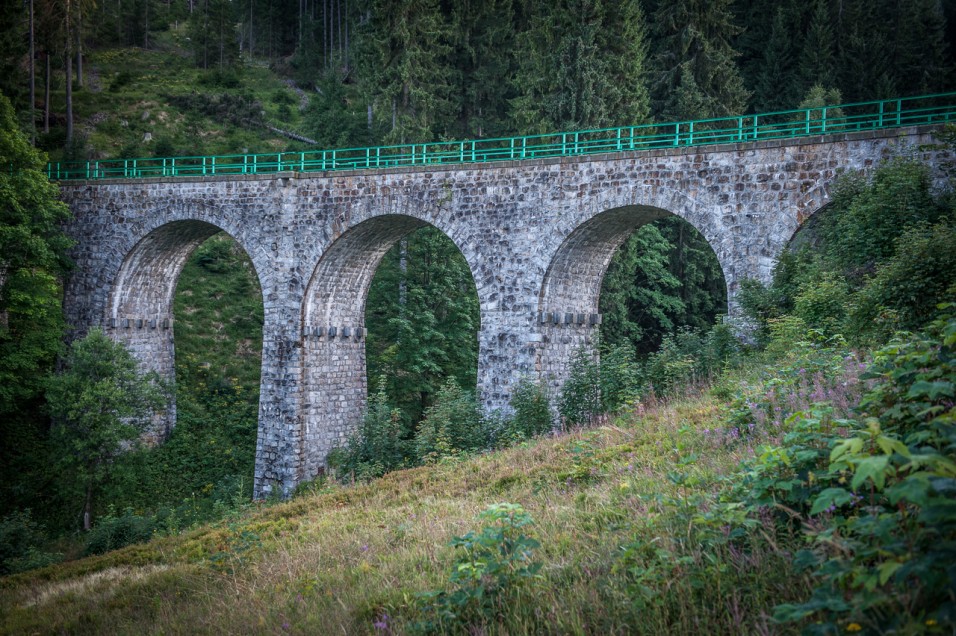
[537,205,728,396]
[106,221,265,463]
[300,215,480,479]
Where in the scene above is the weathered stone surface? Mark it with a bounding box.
[58,126,955,498]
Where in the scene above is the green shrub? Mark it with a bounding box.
[727,311,956,631]
[414,379,487,463]
[793,272,850,334]
[821,157,947,278]
[558,346,602,428]
[413,503,541,633]
[500,376,553,443]
[0,510,60,575]
[598,343,641,412]
[327,378,409,481]
[848,223,956,339]
[84,507,157,556]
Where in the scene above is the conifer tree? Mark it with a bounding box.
[450,0,516,138]
[797,0,836,95]
[752,7,796,112]
[511,0,650,133]
[356,0,455,143]
[650,0,749,120]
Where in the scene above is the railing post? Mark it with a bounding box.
[459,141,464,163]
[896,99,902,126]
[821,107,828,133]
[688,121,694,145]
[301,152,306,171]
[172,158,177,177]
[737,117,743,142]
[674,123,680,146]
[211,156,216,175]
[878,101,885,127]
[94,161,100,178]
[85,161,90,180]
[753,115,758,140]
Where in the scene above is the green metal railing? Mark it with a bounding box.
[46,92,956,181]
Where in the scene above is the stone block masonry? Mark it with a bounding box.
[59,126,954,498]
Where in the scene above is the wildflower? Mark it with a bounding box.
[846,623,862,632]
[926,619,937,626]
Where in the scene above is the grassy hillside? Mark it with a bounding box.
[4,310,954,634]
[42,27,309,163]
[0,382,803,634]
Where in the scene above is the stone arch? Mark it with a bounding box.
[106,219,265,439]
[298,213,480,479]
[535,198,731,397]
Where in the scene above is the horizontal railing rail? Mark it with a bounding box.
[46,92,956,181]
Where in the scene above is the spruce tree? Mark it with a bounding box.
[511,0,650,133]
[650,0,749,120]
[450,0,516,138]
[752,7,796,112]
[356,0,456,143]
[797,0,836,95]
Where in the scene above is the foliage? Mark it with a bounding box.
[0,509,61,575]
[83,507,157,556]
[847,224,956,340]
[0,90,71,429]
[45,329,167,530]
[764,312,956,632]
[650,0,749,120]
[498,376,553,444]
[558,345,602,428]
[413,378,487,463]
[327,378,409,481]
[742,153,956,347]
[365,227,479,425]
[413,503,541,633]
[510,0,651,134]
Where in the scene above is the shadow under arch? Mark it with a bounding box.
[536,204,729,395]
[298,214,480,479]
[106,219,266,440]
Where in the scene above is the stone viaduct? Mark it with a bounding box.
[58,125,953,498]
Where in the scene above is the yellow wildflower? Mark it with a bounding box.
[846,624,862,632]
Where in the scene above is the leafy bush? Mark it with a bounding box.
[414,379,487,463]
[109,71,134,92]
[499,376,553,444]
[558,346,602,428]
[728,311,956,631]
[847,223,956,339]
[413,503,541,633]
[327,379,408,481]
[821,157,946,279]
[84,507,157,556]
[0,510,60,575]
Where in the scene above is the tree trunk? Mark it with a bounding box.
[249,0,254,57]
[29,0,35,144]
[83,481,93,531]
[44,52,50,133]
[65,0,74,146]
[76,7,84,89]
